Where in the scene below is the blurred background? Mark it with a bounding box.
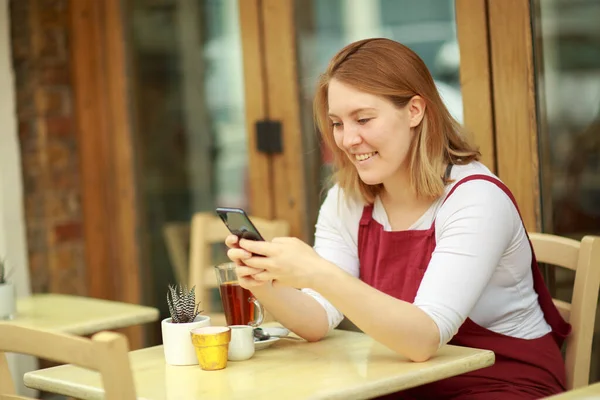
[1,0,599,383]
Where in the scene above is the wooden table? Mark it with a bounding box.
[23,328,495,399]
[6,294,159,335]
[546,382,600,399]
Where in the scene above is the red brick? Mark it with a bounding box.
[40,67,70,85]
[37,29,67,62]
[52,221,82,243]
[21,151,44,177]
[11,35,31,61]
[25,195,45,220]
[23,174,42,195]
[46,139,73,169]
[46,116,72,136]
[27,225,48,251]
[28,251,50,293]
[37,0,68,27]
[55,268,87,296]
[49,169,80,190]
[18,119,32,143]
[16,82,36,117]
[49,244,86,295]
[46,191,80,221]
[36,88,68,116]
[49,243,83,273]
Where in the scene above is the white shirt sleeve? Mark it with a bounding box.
[413,180,517,346]
[301,185,361,331]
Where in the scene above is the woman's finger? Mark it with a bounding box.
[271,236,295,244]
[250,270,275,282]
[225,235,240,248]
[243,255,275,271]
[239,239,276,257]
[238,275,268,289]
[236,265,264,278]
[227,248,252,261]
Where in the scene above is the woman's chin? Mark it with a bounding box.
[357,173,383,186]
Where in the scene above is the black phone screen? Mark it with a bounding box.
[216,207,264,241]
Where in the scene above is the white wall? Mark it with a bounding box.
[0,0,37,395]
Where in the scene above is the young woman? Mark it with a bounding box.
[226,38,570,399]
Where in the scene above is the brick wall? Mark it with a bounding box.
[9,0,86,295]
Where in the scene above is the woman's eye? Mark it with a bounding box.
[357,118,371,125]
[331,121,342,128]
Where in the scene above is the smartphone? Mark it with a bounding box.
[216,207,264,241]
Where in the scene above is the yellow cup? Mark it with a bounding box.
[190,326,231,371]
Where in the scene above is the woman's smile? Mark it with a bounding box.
[353,151,378,162]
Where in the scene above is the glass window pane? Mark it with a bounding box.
[533,0,600,238]
[532,0,600,382]
[294,0,462,239]
[123,0,248,318]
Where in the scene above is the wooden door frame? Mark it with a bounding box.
[459,0,542,231]
[261,0,308,241]
[456,0,497,174]
[458,0,543,232]
[239,0,276,221]
[487,0,541,232]
[70,0,144,348]
[240,0,309,241]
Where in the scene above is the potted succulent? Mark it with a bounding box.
[161,284,211,365]
[0,257,16,320]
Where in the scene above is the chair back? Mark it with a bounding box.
[0,325,135,399]
[188,212,290,317]
[529,233,600,389]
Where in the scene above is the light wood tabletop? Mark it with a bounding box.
[546,382,600,399]
[23,327,495,400]
[5,294,159,335]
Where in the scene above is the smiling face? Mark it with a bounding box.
[327,78,424,187]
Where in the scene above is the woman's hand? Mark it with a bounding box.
[237,237,329,289]
[225,235,269,290]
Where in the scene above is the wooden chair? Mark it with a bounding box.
[529,233,600,389]
[188,212,290,325]
[0,324,135,399]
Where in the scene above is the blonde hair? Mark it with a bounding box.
[314,38,480,204]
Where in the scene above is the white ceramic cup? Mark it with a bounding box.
[227,325,255,361]
[161,315,211,365]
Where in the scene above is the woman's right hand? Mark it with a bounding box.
[225,235,270,290]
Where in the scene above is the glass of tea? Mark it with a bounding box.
[214,262,264,327]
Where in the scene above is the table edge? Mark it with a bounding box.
[23,347,494,400]
[312,349,495,400]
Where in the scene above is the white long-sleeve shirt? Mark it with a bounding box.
[302,161,551,346]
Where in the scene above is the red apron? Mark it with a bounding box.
[358,174,571,399]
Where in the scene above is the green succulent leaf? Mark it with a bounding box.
[166,283,202,323]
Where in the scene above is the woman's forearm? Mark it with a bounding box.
[251,283,330,342]
[313,262,440,362]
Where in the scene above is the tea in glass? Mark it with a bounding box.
[214,263,264,326]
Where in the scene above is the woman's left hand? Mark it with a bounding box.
[238,237,327,289]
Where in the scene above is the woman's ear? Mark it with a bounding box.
[408,96,426,128]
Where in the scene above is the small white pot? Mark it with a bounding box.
[161,315,211,365]
[0,283,16,320]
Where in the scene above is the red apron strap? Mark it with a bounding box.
[441,174,571,346]
[360,204,374,226]
[358,205,377,265]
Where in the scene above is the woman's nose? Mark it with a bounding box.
[342,126,362,148]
